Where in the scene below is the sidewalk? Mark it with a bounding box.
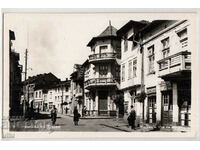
[100,118,154,132]
[58,113,191,132]
[99,118,191,132]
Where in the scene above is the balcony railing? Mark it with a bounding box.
[89,52,119,62]
[157,51,191,77]
[84,78,117,88]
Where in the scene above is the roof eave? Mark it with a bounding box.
[87,36,120,47]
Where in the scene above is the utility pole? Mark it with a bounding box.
[25,49,28,81]
[23,48,28,118]
[61,83,64,114]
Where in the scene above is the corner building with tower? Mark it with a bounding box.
[84,22,122,116]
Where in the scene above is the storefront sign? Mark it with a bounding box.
[147,87,156,95]
[160,81,172,91]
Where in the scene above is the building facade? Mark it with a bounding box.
[45,79,71,114]
[118,20,191,127]
[84,23,122,116]
[22,73,61,113]
[9,30,23,117]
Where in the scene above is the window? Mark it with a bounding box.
[161,37,170,58]
[133,59,137,77]
[122,64,125,82]
[115,65,120,78]
[50,92,52,99]
[162,49,169,58]
[49,102,53,110]
[99,65,108,78]
[128,60,132,79]
[36,92,38,98]
[177,28,188,48]
[148,45,155,73]
[124,35,128,52]
[65,95,69,101]
[99,45,108,53]
[39,91,41,98]
[55,96,57,101]
[161,37,170,50]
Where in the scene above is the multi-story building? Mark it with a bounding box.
[118,20,191,127]
[22,73,60,112]
[84,22,121,116]
[47,79,71,114]
[9,30,23,117]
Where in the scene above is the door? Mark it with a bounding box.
[148,96,156,124]
[98,90,108,115]
[162,91,173,126]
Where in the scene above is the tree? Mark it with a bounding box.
[113,92,124,118]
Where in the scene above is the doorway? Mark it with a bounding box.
[147,96,156,124]
[161,91,173,126]
[98,90,108,115]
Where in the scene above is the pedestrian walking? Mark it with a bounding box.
[51,105,57,125]
[73,106,81,126]
[127,105,136,130]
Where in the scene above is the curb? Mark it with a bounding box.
[100,124,131,132]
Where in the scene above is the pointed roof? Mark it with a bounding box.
[98,25,118,37]
[87,24,120,47]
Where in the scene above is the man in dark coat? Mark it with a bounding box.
[73,106,80,126]
[127,105,136,130]
[51,105,57,125]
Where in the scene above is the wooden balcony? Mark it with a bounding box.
[84,78,118,89]
[88,52,119,63]
[157,51,191,79]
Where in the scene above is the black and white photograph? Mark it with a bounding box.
[2,11,199,139]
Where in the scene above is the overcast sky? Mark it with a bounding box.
[4,13,155,81]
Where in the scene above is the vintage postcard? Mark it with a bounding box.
[2,10,199,140]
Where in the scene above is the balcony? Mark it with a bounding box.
[88,52,119,63]
[84,78,117,89]
[157,51,191,79]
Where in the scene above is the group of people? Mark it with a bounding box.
[50,105,81,126]
[50,105,136,130]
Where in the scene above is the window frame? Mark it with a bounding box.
[148,45,155,74]
[121,64,125,82]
